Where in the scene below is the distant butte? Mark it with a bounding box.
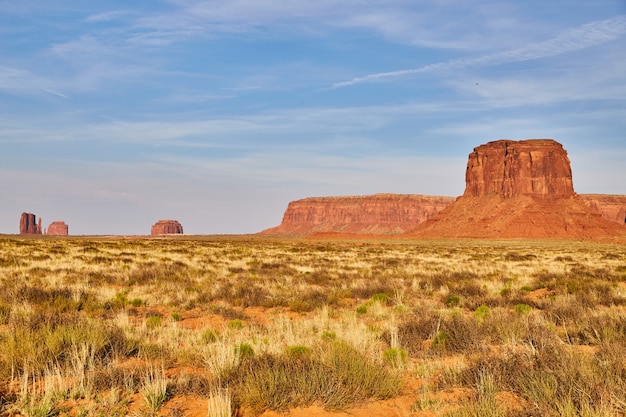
[45,221,69,236]
[151,220,184,235]
[262,139,625,239]
[260,194,455,236]
[20,212,42,235]
[408,139,624,239]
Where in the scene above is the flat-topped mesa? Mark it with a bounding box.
[151,220,184,235]
[260,194,456,236]
[45,221,69,236]
[409,139,625,239]
[20,212,42,235]
[464,139,574,198]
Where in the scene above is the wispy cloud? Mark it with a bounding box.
[131,1,530,50]
[447,50,626,107]
[0,65,68,98]
[156,91,236,104]
[333,15,626,88]
[145,149,466,196]
[39,88,68,99]
[84,10,132,23]
[0,101,459,146]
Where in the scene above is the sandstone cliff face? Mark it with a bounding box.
[20,212,42,235]
[260,194,455,236]
[151,220,184,235]
[410,139,624,239]
[464,139,574,198]
[45,221,69,236]
[579,194,626,225]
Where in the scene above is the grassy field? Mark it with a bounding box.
[0,235,625,416]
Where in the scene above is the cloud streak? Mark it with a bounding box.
[333,15,626,88]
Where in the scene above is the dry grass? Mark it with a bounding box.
[0,236,625,416]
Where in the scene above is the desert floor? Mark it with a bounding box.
[1,235,625,417]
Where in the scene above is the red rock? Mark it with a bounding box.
[45,221,69,236]
[409,139,625,239]
[579,194,626,225]
[260,194,455,236]
[464,139,574,198]
[151,220,184,235]
[20,212,42,235]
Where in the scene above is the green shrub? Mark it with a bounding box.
[113,291,128,308]
[235,343,254,358]
[288,299,316,313]
[356,305,368,314]
[474,305,490,320]
[229,341,399,413]
[16,393,56,417]
[227,319,243,330]
[432,331,448,351]
[321,331,337,340]
[445,295,460,307]
[286,345,311,358]
[372,293,389,304]
[202,329,220,343]
[141,367,168,413]
[170,312,183,322]
[383,347,407,368]
[514,304,532,315]
[0,318,137,379]
[145,315,163,329]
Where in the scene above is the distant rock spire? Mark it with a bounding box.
[20,212,42,234]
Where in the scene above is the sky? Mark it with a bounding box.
[1,0,625,235]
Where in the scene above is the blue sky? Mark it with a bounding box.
[1,0,625,235]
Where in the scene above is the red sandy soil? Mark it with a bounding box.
[47,291,618,417]
[109,305,532,417]
[407,194,626,240]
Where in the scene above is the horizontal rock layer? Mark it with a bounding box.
[260,194,455,236]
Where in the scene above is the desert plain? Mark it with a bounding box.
[1,234,625,417]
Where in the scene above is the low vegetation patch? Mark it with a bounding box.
[228,341,399,413]
[0,236,624,416]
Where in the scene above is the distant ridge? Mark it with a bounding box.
[260,194,455,236]
[262,139,625,239]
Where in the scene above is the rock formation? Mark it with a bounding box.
[151,220,184,235]
[45,221,69,236]
[464,139,574,198]
[260,194,455,236]
[410,139,624,239]
[20,212,42,235]
[579,194,626,225]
